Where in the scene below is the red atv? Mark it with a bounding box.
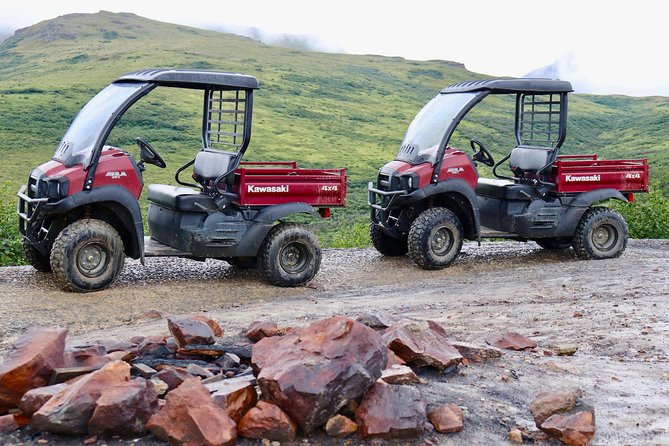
[18,69,346,291]
[369,78,649,268]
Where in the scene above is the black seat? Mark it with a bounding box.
[476,178,537,200]
[147,184,216,212]
[509,145,556,180]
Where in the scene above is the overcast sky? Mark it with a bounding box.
[2,0,668,97]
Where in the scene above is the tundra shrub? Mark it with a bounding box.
[612,183,669,239]
[0,181,25,266]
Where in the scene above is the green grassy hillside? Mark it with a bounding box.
[0,11,667,263]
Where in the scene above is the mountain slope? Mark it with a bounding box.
[0,11,666,210]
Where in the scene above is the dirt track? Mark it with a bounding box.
[1,239,668,445]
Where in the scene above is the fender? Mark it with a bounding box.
[567,188,628,208]
[555,188,629,237]
[405,178,481,240]
[252,202,320,223]
[43,185,145,261]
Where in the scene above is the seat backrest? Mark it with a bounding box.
[509,145,554,177]
[193,149,236,180]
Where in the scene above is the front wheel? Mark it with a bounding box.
[259,223,321,287]
[370,223,408,257]
[407,207,464,270]
[50,219,125,292]
[23,238,52,272]
[572,207,628,260]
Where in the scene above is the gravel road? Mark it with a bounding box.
[1,239,668,445]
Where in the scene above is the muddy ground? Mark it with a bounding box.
[0,239,668,445]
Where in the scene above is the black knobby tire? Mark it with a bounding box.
[259,223,321,287]
[370,223,408,257]
[50,219,125,292]
[572,207,628,260]
[407,207,464,270]
[22,238,52,272]
[535,237,573,250]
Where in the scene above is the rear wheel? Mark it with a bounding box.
[22,238,52,272]
[50,219,125,292]
[407,207,464,270]
[534,237,573,250]
[572,207,628,260]
[370,223,408,257]
[259,223,321,287]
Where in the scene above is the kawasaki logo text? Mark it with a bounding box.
[565,174,600,182]
[247,185,290,193]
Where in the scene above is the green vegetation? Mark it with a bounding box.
[0,181,25,266]
[612,182,669,239]
[0,11,667,266]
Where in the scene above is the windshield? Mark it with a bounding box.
[397,92,478,164]
[52,82,149,168]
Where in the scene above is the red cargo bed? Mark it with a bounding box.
[549,155,649,194]
[232,161,347,207]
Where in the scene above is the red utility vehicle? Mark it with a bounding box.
[18,69,346,291]
[369,78,649,268]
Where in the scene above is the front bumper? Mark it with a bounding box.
[367,181,408,212]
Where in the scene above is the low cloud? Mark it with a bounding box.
[204,23,344,53]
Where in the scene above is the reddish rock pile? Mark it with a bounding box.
[0,312,596,445]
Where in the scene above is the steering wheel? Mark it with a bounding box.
[470,138,495,167]
[136,137,166,169]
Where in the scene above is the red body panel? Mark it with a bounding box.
[549,155,649,194]
[232,162,347,207]
[37,147,143,199]
[385,148,478,189]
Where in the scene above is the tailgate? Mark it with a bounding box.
[233,162,347,207]
[550,155,649,194]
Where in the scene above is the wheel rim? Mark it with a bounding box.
[279,242,309,273]
[77,242,109,277]
[591,223,618,251]
[431,227,454,257]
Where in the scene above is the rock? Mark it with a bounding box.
[0,414,19,433]
[137,336,170,359]
[485,332,537,350]
[382,320,462,370]
[246,321,279,342]
[31,360,131,435]
[354,312,401,330]
[132,363,158,378]
[94,338,137,354]
[186,363,214,379]
[529,389,582,426]
[191,315,225,337]
[450,341,504,362]
[237,400,297,442]
[380,364,421,385]
[386,349,406,367]
[167,317,215,348]
[541,410,595,446]
[141,310,163,319]
[324,414,358,437]
[216,352,241,370]
[356,382,427,439]
[88,378,159,436]
[63,345,110,368]
[149,378,169,397]
[556,345,579,356]
[252,316,387,433]
[0,327,67,414]
[153,366,192,391]
[208,376,258,422]
[147,377,236,446]
[18,383,68,417]
[508,427,523,443]
[427,403,464,433]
